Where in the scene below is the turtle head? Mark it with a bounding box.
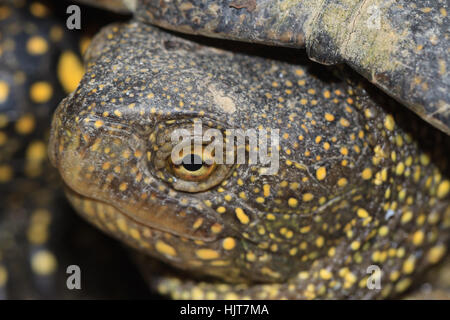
[49,22,450,293]
[49,23,295,282]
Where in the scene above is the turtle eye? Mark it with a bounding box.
[169,148,217,182]
[152,124,235,193]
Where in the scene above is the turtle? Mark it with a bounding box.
[47,0,450,299]
[0,0,449,300]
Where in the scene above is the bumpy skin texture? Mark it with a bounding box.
[49,21,450,299]
[126,0,449,136]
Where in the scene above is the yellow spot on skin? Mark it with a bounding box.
[395,278,411,293]
[412,230,424,246]
[192,218,203,229]
[94,120,104,128]
[295,69,304,76]
[31,250,57,276]
[427,245,446,264]
[119,182,128,191]
[113,218,126,232]
[58,51,84,93]
[211,223,223,233]
[300,225,311,234]
[217,206,226,213]
[357,208,369,218]
[401,211,413,224]
[350,241,360,250]
[129,229,140,240]
[246,252,257,262]
[316,236,324,247]
[384,115,395,131]
[361,168,372,180]
[224,292,239,300]
[302,193,314,202]
[316,167,326,180]
[235,207,249,224]
[0,81,9,103]
[27,36,48,55]
[263,184,271,197]
[420,154,430,166]
[101,162,111,171]
[337,178,348,187]
[223,237,236,250]
[30,81,53,103]
[328,247,336,257]
[402,256,416,274]
[288,198,298,207]
[395,162,405,175]
[319,269,332,280]
[196,249,219,260]
[325,113,335,121]
[378,226,389,236]
[155,240,177,257]
[191,287,204,299]
[15,114,35,134]
[256,196,264,203]
[437,180,450,199]
[339,118,350,127]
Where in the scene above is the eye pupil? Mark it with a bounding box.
[182,154,203,172]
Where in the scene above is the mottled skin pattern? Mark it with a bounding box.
[107,0,449,136]
[0,0,154,299]
[49,21,450,299]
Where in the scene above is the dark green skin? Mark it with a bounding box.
[49,21,450,299]
[0,0,154,299]
[119,0,449,136]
